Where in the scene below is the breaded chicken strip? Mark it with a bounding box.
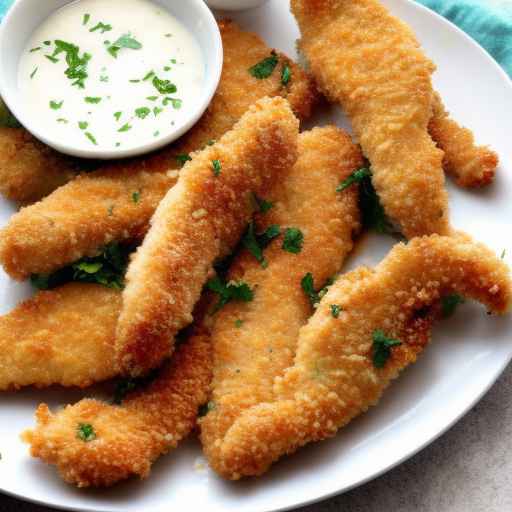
[291,0,450,238]
[0,20,317,280]
[0,128,79,203]
[0,283,120,390]
[429,93,498,187]
[200,126,362,466]
[22,328,211,487]
[116,97,300,377]
[209,234,512,479]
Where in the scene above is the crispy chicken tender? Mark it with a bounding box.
[209,234,512,479]
[116,97,300,377]
[200,126,362,467]
[291,0,450,238]
[0,128,79,203]
[0,20,317,280]
[22,329,211,487]
[0,283,120,390]
[429,92,498,187]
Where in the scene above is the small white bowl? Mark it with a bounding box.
[0,0,223,159]
[206,0,269,10]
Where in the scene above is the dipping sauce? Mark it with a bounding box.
[18,0,205,152]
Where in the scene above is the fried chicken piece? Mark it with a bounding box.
[116,97,300,377]
[291,0,450,238]
[0,128,80,203]
[0,283,120,390]
[200,126,362,467]
[0,20,317,280]
[429,92,498,187]
[22,328,211,487]
[209,234,512,479]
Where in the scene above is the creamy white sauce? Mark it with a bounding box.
[18,0,205,152]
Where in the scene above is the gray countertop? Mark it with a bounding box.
[2,361,511,512]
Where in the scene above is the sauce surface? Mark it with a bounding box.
[18,0,205,152]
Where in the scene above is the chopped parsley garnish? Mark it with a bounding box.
[152,76,177,95]
[49,100,63,110]
[90,22,112,33]
[441,294,465,318]
[372,330,402,368]
[44,40,51,46]
[29,47,41,53]
[212,159,222,177]
[164,66,171,71]
[153,106,163,116]
[207,277,254,313]
[30,67,38,79]
[198,401,216,417]
[77,423,96,442]
[249,51,279,79]
[251,193,273,213]
[171,58,177,64]
[163,97,182,109]
[51,40,92,88]
[337,167,372,192]
[118,123,132,132]
[107,33,142,58]
[147,96,158,101]
[282,227,304,254]
[132,191,141,203]
[143,70,155,81]
[318,276,334,300]
[82,13,90,26]
[45,55,59,63]
[129,79,140,83]
[501,249,506,259]
[85,96,101,104]
[85,132,98,145]
[78,121,88,130]
[281,64,291,86]
[330,304,342,318]
[154,130,160,137]
[112,368,159,404]
[234,319,243,328]
[57,118,68,124]
[100,75,109,82]
[176,153,192,166]
[135,107,151,119]
[301,273,320,307]
[242,222,280,267]
[114,111,122,121]
[165,33,172,38]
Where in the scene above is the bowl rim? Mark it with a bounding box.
[0,0,223,160]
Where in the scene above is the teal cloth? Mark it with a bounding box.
[0,0,510,76]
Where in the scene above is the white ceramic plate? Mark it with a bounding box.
[1,1,511,511]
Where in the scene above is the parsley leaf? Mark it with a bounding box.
[51,40,91,88]
[242,222,281,267]
[282,227,303,254]
[77,423,96,442]
[85,96,101,104]
[212,159,222,177]
[336,167,371,192]
[82,13,90,26]
[441,294,465,318]
[249,51,278,79]
[49,100,63,110]
[198,401,216,417]
[372,330,402,368]
[135,106,151,119]
[301,273,320,307]
[152,76,177,95]
[118,123,132,133]
[251,193,273,213]
[358,168,394,235]
[234,319,243,328]
[114,111,122,121]
[153,106,163,117]
[281,64,291,86]
[176,153,191,166]
[30,67,38,79]
[330,304,342,318]
[207,277,254,313]
[85,132,98,145]
[90,22,112,34]
[132,191,141,203]
[163,97,182,109]
[112,368,159,405]
[107,33,142,58]
[78,121,88,130]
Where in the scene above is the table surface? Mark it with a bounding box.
[2,360,511,512]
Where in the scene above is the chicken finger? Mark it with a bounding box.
[116,96,299,377]
[200,126,362,469]
[211,234,512,478]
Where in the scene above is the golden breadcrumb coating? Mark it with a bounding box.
[429,92,498,187]
[208,234,512,479]
[200,126,362,468]
[291,0,450,238]
[0,128,79,203]
[0,283,120,390]
[0,20,316,280]
[116,97,300,377]
[22,330,211,487]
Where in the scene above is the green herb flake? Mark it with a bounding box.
[163,97,182,109]
[242,222,280,267]
[165,33,172,38]
[44,40,51,46]
[171,58,177,64]
[301,273,320,307]
[441,294,465,318]
[90,22,113,34]
[153,106,163,117]
[249,51,279,79]
[51,40,92,88]
[198,400,216,417]
[234,319,243,328]
[176,153,191,166]
[143,70,155,81]
[146,96,158,101]
[330,304,342,318]
[212,159,222,177]
[107,33,142,58]
[135,106,151,119]
[152,76,177,95]
[29,47,41,53]
[501,249,506,260]
[85,96,102,104]
[85,132,98,145]
[281,64,291,86]
[153,130,160,137]
[78,121,88,130]
[282,227,304,254]
[129,79,141,83]
[164,66,171,71]
[252,194,273,214]
[337,167,372,193]
[49,100,63,110]
[57,118,68,124]
[45,55,59,63]
[132,191,141,203]
[114,111,122,121]
[77,423,96,442]
[118,123,132,133]
[82,13,90,25]
[372,330,402,368]
[207,277,254,313]
[30,67,38,79]
[100,75,109,82]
